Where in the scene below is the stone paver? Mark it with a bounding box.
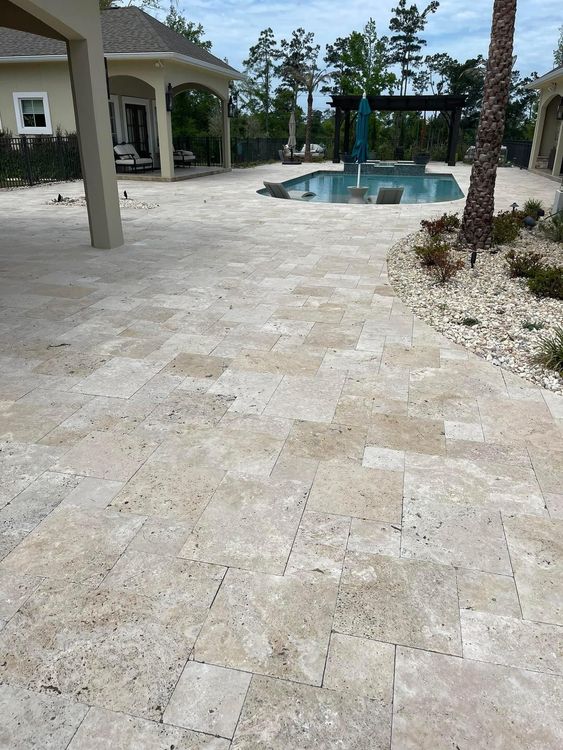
[0,163,560,747]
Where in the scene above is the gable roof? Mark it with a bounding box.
[0,7,239,77]
[527,65,563,89]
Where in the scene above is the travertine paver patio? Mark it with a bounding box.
[0,163,562,749]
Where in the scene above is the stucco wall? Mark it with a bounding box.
[539,94,561,156]
[0,61,75,133]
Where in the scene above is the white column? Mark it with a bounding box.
[154,82,174,180]
[528,98,547,170]
[552,121,563,178]
[67,36,123,248]
[222,98,231,169]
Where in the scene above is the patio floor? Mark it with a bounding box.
[0,163,562,749]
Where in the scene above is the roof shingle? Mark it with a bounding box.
[0,7,238,75]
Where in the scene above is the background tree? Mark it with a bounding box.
[460,0,517,258]
[243,29,280,136]
[284,65,332,160]
[554,25,563,68]
[279,28,319,109]
[388,0,440,96]
[324,19,396,95]
[165,4,212,49]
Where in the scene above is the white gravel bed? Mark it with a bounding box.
[48,196,159,209]
[388,228,563,393]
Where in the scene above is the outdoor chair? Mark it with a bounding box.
[114,144,153,173]
[263,181,315,200]
[173,149,196,167]
[375,187,404,204]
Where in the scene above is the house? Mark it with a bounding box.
[527,65,563,179]
[0,6,242,178]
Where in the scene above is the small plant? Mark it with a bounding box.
[460,317,480,326]
[527,266,563,300]
[522,198,544,219]
[522,320,545,331]
[506,249,544,278]
[420,212,460,236]
[539,213,563,243]
[534,326,563,374]
[413,236,464,282]
[492,211,521,245]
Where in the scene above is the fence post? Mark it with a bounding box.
[20,136,34,186]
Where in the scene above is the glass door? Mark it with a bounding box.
[125,103,149,156]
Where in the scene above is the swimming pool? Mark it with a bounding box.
[259,170,464,204]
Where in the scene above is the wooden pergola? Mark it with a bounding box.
[329,94,466,167]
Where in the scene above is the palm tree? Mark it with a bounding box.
[460,0,517,261]
[285,66,332,161]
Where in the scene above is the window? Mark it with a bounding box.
[13,92,52,135]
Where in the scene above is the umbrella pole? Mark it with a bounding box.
[356,162,361,188]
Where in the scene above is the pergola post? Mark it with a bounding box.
[343,110,351,156]
[154,80,174,179]
[447,107,462,166]
[333,107,342,163]
[66,37,123,248]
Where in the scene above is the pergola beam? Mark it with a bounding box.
[329,94,466,165]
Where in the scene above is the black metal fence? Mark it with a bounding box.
[0,135,82,188]
[503,140,533,168]
[173,135,224,167]
[231,137,286,165]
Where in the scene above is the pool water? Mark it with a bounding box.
[260,170,464,204]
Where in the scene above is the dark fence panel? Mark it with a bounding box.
[231,137,286,165]
[173,135,223,166]
[503,140,532,168]
[0,135,82,188]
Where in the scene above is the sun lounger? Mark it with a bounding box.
[375,187,404,204]
[174,149,196,167]
[263,181,315,200]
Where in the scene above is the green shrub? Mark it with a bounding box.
[413,236,464,282]
[506,250,544,278]
[539,213,563,243]
[527,266,563,300]
[492,211,521,245]
[522,320,545,331]
[522,199,544,219]
[534,326,563,374]
[420,212,460,236]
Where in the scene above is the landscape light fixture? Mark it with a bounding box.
[165,83,174,112]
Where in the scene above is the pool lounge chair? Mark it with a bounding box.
[375,187,404,204]
[263,181,315,200]
[114,144,153,173]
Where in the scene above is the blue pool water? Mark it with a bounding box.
[259,170,464,204]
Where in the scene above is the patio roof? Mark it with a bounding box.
[0,6,240,77]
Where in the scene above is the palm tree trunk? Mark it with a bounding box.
[304,90,313,162]
[460,0,517,255]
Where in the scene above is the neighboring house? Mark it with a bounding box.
[527,65,563,178]
[0,6,241,176]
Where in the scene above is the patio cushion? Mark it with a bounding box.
[115,157,152,166]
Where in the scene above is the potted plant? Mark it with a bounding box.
[413,149,431,165]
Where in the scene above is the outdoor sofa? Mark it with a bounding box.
[173,149,197,167]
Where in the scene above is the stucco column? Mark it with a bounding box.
[552,121,563,178]
[67,37,123,248]
[222,99,231,169]
[154,82,174,180]
[528,97,548,170]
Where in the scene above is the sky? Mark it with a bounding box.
[169,0,562,99]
